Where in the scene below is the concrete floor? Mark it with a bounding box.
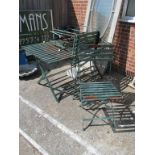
[19,65,135,155]
[19,135,41,155]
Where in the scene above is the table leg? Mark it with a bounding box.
[36,59,60,103]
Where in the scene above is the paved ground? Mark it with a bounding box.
[19,135,41,155]
[19,65,135,155]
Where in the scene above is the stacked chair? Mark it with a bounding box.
[73,34,130,131]
[51,28,129,131]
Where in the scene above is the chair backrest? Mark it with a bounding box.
[94,43,114,64]
[72,31,100,55]
[19,10,54,46]
[50,30,100,60]
[51,30,100,52]
[75,40,114,82]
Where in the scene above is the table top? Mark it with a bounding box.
[22,41,72,64]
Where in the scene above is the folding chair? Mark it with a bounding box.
[78,73,135,131]
[80,81,123,130]
[75,41,124,130]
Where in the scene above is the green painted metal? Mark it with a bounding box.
[23,42,72,64]
[72,32,114,79]
[80,82,121,103]
[79,81,122,130]
[36,59,59,102]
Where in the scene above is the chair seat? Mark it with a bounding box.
[80,81,122,102]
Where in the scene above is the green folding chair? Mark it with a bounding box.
[79,81,122,130]
[74,40,124,130]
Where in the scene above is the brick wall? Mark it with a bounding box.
[112,22,135,75]
[68,0,88,30]
[68,0,135,75]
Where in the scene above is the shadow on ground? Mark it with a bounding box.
[19,64,135,133]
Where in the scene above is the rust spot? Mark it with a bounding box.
[84,96,97,100]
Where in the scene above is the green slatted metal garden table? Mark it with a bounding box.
[22,41,73,102]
